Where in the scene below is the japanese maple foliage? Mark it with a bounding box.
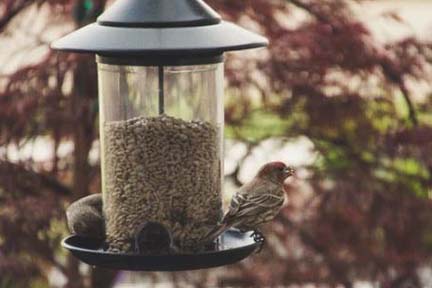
[1,0,432,287]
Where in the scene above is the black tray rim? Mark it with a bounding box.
[62,229,258,257]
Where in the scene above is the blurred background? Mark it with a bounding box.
[1,0,432,287]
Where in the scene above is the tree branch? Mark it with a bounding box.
[0,160,71,196]
[0,0,34,32]
[287,0,332,24]
[288,0,418,126]
[398,81,418,126]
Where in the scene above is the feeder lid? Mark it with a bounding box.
[51,0,268,55]
[97,0,221,28]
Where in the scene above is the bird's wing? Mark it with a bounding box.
[221,191,284,225]
[204,181,284,241]
[222,179,263,218]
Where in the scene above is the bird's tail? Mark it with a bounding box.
[202,223,229,244]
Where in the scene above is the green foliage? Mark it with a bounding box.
[225,110,292,142]
[30,278,49,288]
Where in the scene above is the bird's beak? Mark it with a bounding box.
[283,166,295,177]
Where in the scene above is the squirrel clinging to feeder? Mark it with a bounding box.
[66,194,178,254]
[66,193,105,239]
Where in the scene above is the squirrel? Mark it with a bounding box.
[66,193,105,239]
[67,194,179,255]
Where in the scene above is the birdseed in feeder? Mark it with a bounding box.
[103,114,222,252]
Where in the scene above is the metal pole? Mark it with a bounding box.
[158,66,165,115]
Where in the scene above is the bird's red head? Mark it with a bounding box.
[257,161,295,184]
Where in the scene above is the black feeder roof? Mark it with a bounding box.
[51,0,268,56]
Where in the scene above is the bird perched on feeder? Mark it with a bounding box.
[66,193,105,239]
[203,162,295,243]
[134,221,178,255]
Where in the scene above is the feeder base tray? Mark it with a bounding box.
[62,229,261,271]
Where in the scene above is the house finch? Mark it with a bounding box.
[204,162,295,243]
[66,193,105,239]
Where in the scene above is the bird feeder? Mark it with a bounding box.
[52,0,268,270]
